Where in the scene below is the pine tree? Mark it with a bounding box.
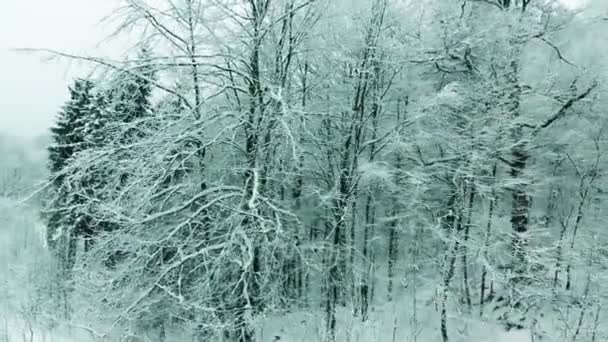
[47,79,94,179]
[44,78,95,318]
[108,47,156,125]
[46,79,95,250]
[46,79,115,257]
[80,89,117,250]
[83,90,110,149]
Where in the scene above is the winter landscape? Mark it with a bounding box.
[1,0,608,341]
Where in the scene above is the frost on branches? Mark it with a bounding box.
[2,0,607,342]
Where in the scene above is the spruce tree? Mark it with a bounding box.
[83,90,110,148]
[48,79,94,178]
[80,89,116,250]
[109,47,156,125]
[45,78,95,318]
[46,79,114,254]
[105,47,157,191]
[46,79,95,250]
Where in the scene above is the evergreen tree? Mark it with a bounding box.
[83,90,110,149]
[47,79,94,179]
[46,79,95,250]
[80,89,117,250]
[46,48,157,256]
[103,47,158,194]
[44,78,96,318]
[46,79,114,257]
[108,47,156,125]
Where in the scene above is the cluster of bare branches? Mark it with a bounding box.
[33,0,608,341]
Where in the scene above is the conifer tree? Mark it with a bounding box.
[108,47,156,125]
[47,79,94,178]
[46,79,95,252]
[44,78,95,318]
[83,90,110,149]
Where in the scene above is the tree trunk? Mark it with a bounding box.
[480,164,497,316]
[510,142,530,281]
[566,179,592,290]
[553,219,568,289]
[386,146,402,303]
[440,196,464,342]
[387,214,398,302]
[360,194,374,321]
[461,184,475,311]
[440,239,459,342]
[350,194,357,310]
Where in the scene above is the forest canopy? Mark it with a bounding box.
[2,0,608,341]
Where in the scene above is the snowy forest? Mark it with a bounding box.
[2,0,608,341]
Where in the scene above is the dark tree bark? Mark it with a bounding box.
[440,192,465,342]
[461,184,475,311]
[480,163,497,316]
[510,141,530,280]
[360,194,374,321]
[324,2,387,337]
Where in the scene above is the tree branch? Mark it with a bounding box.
[15,48,197,116]
[533,82,598,136]
[468,0,503,10]
[498,156,516,167]
[533,36,577,68]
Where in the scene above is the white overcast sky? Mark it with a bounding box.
[0,0,119,137]
[0,0,586,138]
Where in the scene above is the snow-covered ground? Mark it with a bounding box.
[2,318,81,342]
[257,307,534,342]
[2,315,533,342]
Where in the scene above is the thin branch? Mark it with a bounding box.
[468,0,503,10]
[15,48,196,115]
[416,146,461,167]
[498,156,516,168]
[533,82,598,135]
[126,0,189,53]
[533,36,577,68]
[565,152,582,178]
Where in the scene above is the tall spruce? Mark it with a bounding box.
[108,47,156,125]
[45,78,95,318]
[46,78,95,252]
